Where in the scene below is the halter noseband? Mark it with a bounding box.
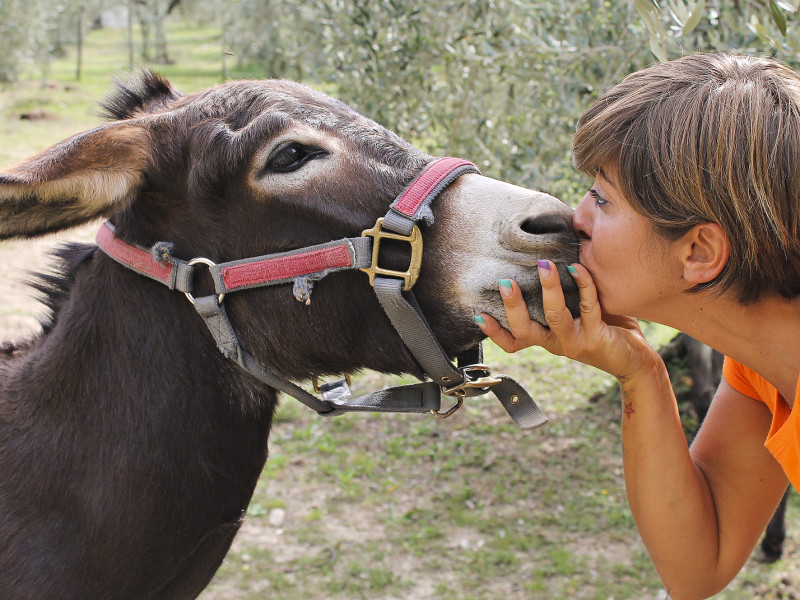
[96,157,549,430]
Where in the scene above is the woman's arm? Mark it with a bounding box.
[477,262,789,599]
[620,368,787,599]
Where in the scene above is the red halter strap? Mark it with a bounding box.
[96,221,176,285]
[95,157,478,298]
[391,157,478,220]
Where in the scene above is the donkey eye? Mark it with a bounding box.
[264,142,325,173]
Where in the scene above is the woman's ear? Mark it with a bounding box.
[681,222,730,285]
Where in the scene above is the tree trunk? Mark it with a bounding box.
[76,7,85,80]
[128,0,135,68]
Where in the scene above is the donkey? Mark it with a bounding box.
[0,72,579,599]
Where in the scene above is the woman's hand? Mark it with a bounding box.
[475,260,661,382]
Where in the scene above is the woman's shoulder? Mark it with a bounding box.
[722,356,773,403]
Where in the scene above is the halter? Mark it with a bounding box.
[96,157,549,430]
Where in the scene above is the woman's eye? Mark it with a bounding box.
[589,188,608,207]
[265,143,325,173]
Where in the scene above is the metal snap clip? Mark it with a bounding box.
[430,397,464,419]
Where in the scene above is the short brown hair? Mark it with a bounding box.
[572,53,800,304]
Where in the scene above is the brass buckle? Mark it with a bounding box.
[360,218,423,291]
[312,374,352,394]
[441,365,503,398]
[430,365,503,420]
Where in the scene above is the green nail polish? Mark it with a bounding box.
[567,265,578,276]
[499,279,512,288]
[473,315,486,326]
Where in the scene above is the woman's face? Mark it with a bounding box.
[572,169,685,320]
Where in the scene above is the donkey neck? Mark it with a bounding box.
[13,244,276,421]
[0,243,277,599]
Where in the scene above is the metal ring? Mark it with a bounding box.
[312,374,353,394]
[183,257,226,305]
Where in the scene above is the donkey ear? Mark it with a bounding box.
[0,122,152,239]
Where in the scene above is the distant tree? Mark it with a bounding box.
[0,0,109,83]
[307,0,653,200]
[134,0,180,64]
[51,0,108,79]
[0,0,47,82]
[635,0,799,63]
[307,0,800,201]
[210,0,322,80]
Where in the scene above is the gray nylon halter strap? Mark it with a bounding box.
[371,276,549,429]
[372,277,463,387]
[362,160,549,428]
[191,295,442,416]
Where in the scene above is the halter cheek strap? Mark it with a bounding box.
[96,157,549,430]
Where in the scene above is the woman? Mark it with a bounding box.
[474,53,800,599]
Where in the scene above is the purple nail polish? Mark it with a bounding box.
[537,259,551,271]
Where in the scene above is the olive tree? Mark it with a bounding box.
[0,0,49,82]
[310,0,799,200]
[308,0,653,201]
[160,0,800,201]
[636,0,799,64]
[0,0,110,83]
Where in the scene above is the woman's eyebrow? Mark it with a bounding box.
[597,167,619,189]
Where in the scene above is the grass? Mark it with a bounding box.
[1,17,799,600]
[0,22,250,167]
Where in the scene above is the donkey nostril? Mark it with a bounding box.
[499,208,578,254]
[520,214,571,235]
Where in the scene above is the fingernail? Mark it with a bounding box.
[473,315,486,326]
[567,265,578,276]
[499,279,513,297]
[537,259,551,273]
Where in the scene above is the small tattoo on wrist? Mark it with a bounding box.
[623,402,636,420]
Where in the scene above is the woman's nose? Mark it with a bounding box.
[572,194,593,239]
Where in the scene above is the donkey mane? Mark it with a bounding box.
[0,243,95,359]
[100,71,182,121]
[29,243,96,330]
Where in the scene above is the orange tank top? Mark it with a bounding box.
[723,357,800,491]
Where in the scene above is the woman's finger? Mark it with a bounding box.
[536,260,578,340]
[566,262,603,331]
[474,313,520,353]
[475,279,555,353]
[498,278,539,339]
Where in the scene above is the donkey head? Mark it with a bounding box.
[0,72,579,381]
